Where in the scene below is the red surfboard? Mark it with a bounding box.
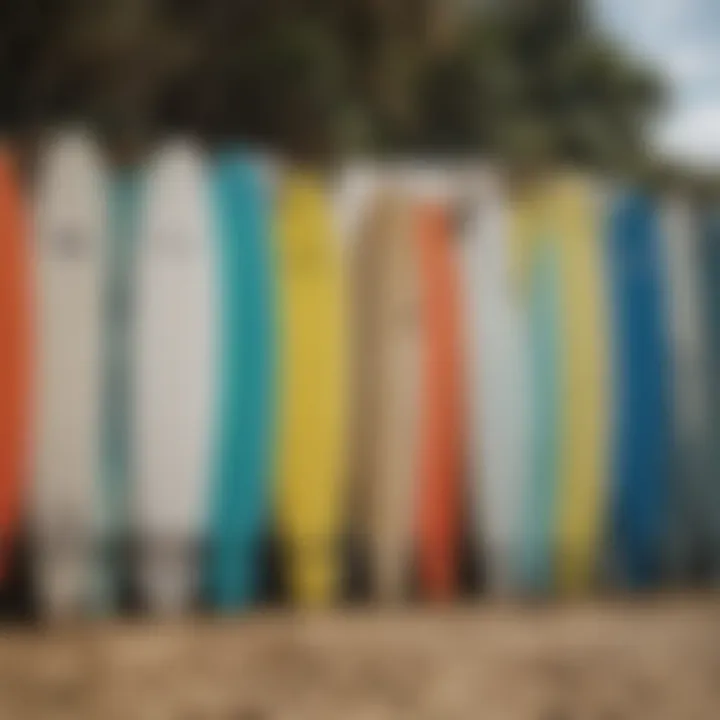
[0,149,30,581]
[415,201,463,601]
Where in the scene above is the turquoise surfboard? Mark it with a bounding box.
[207,153,275,609]
[605,190,671,589]
[100,169,140,610]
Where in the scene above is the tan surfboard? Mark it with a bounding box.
[351,190,422,602]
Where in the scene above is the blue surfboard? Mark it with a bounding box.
[100,169,140,610]
[207,153,275,609]
[605,190,671,589]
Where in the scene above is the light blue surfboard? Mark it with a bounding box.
[207,153,275,609]
[99,168,140,610]
[520,238,562,594]
[605,190,671,589]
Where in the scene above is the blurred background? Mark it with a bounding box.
[0,0,713,179]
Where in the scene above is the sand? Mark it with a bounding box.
[0,597,719,719]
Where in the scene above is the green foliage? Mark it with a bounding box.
[0,0,666,171]
[412,6,664,169]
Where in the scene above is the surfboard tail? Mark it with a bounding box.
[207,537,264,610]
[34,533,96,619]
[139,541,200,615]
[287,539,340,607]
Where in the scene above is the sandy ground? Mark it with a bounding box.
[0,597,719,719]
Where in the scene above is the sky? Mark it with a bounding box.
[593,0,720,169]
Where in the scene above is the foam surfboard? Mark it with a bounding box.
[33,131,108,617]
[413,192,463,601]
[605,189,670,589]
[133,140,217,613]
[274,170,348,606]
[550,176,610,594]
[352,190,422,601]
[99,168,140,610]
[0,149,30,585]
[661,198,713,583]
[207,153,275,609]
[458,170,531,595]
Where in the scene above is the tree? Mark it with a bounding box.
[0,0,667,173]
[414,1,665,170]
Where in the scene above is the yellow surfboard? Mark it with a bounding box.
[550,175,610,594]
[274,170,349,606]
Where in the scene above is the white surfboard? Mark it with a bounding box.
[661,196,712,579]
[133,140,216,613]
[457,168,531,594]
[33,130,108,617]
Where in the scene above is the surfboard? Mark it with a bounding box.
[605,189,671,589]
[661,198,713,583]
[0,149,30,586]
[333,164,379,259]
[133,140,217,613]
[697,206,720,582]
[458,169,531,595]
[334,163,385,600]
[551,176,610,595]
[274,170,348,606]
[414,198,463,601]
[97,168,140,611]
[33,131,108,617]
[352,190,422,602]
[507,181,562,595]
[207,153,275,610]
[523,241,562,595]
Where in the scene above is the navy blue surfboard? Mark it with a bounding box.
[696,206,720,581]
[605,190,671,589]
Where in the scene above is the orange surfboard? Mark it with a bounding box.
[415,201,463,601]
[0,149,30,581]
